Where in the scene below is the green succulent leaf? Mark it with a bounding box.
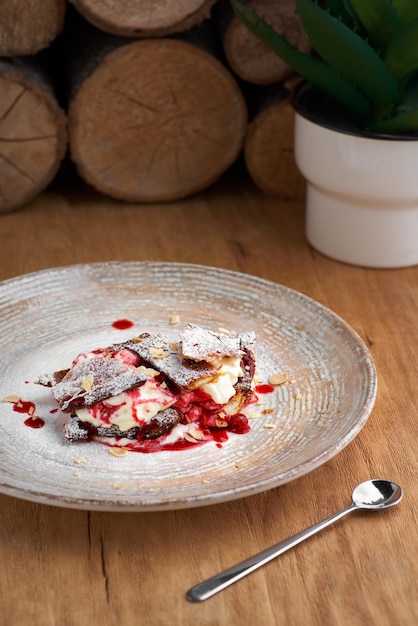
[321,0,356,28]
[296,0,399,116]
[229,0,371,120]
[384,18,418,84]
[348,0,401,50]
[391,0,418,24]
[368,108,418,134]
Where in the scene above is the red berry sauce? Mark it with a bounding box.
[112,319,134,330]
[9,398,45,429]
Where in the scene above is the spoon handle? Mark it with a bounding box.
[186,504,356,602]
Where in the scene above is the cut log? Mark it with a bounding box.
[0,0,66,57]
[244,85,305,200]
[68,29,248,203]
[0,59,67,213]
[218,0,311,85]
[69,0,218,37]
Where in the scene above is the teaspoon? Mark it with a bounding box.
[186,479,402,602]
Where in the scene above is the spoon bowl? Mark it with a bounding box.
[352,479,403,509]
[187,479,403,602]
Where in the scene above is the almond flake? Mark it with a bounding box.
[264,423,276,429]
[107,447,130,457]
[73,470,82,477]
[215,418,228,428]
[268,373,288,386]
[74,458,87,465]
[184,429,205,443]
[218,327,230,335]
[170,315,180,325]
[2,395,20,403]
[82,374,94,391]
[136,365,159,377]
[149,346,170,359]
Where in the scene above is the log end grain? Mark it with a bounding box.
[224,0,311,85]
[68,39,248,203]
[244,97,305,200]
[0,0,66,56]
[0,63,67,213]
[70,0,218,37]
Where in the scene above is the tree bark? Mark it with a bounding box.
[217,0,311,85]
[0,0,66,56]
[244,84,305,200]
[67,23,248,203]
[0,58,67,213]
[69,0,219,37]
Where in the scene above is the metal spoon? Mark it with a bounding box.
[186,479,402,602]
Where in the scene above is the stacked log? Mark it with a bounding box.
[244,85,305,200]
[0,0,307,212]
[215,0,310,85]
[67,20,247,202]
[0,58,67,213]
[0,0,66,57]
[69,0,219,37]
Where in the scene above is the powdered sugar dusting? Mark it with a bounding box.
[46,356,148,411]
[124,333,218,390]
[180,323,244,360]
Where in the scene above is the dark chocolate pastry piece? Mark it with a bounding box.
[45,356,149,412]
[123,334,218,391]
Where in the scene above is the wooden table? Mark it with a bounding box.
[0,170,416,625]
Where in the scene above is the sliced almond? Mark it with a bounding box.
[107,447,130,457]
[170,315,180,325]
[149,346,170,359]
[184,428,206,442]
[2,395,20,403]
[268,373,288,386]
[82,374,94,391]
[136,365,159,377]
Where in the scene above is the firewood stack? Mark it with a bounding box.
[0,0,306,213]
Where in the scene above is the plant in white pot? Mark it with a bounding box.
[231,0,418,268]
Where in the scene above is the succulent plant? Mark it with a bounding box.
[230,0,418,134]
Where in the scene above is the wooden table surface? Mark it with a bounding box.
[0,169,417,626]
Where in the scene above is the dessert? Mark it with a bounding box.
[38,323,257,452]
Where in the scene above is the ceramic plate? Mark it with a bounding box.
[0,262,376,511]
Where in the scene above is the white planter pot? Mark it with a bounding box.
[292,83,418,268]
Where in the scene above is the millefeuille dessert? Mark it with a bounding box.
[38,323,257,452]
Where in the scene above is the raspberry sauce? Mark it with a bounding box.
[255,383,275,394]
[112,319,134,330]
[10,398,45,429]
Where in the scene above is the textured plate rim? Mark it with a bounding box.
[0,261,377,511]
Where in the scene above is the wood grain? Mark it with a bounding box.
[221,0,311,85]
[69,0,218,37]
[0,171,416,626]
[68,38,247,203]
[245,94,306,200]
[0,0,66,56]
[0,59,67,214]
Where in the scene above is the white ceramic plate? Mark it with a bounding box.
[0,262,376,511]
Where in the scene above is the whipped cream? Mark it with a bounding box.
[75,379,175,432]
[200,356,242,405]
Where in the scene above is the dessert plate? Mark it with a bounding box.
[0,262,376,511]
